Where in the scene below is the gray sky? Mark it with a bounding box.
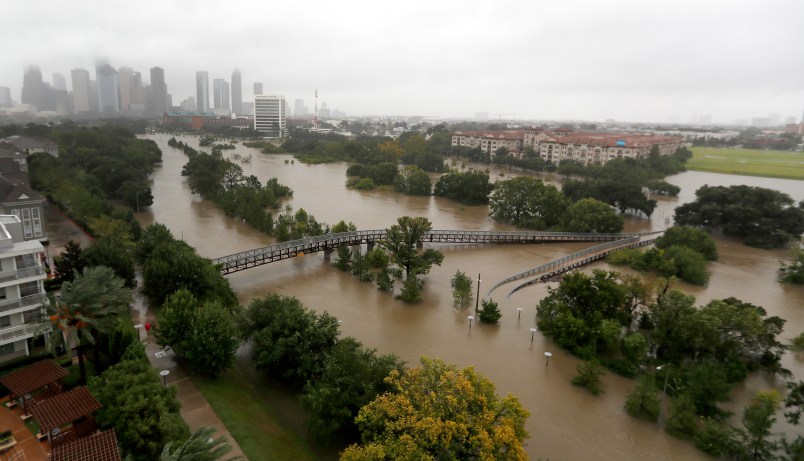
[2,0,802,123]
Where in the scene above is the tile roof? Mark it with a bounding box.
[50,430,122,461]
[31,386,101,432]
[454,130,525,140]
[0,359,68,397]
[545,134,680,148]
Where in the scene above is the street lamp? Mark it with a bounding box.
[474,274,482,316]
[134,324,143,341]
[529,327,537,342]
[468,315,474,329]
[516,308,523,322]
[160,369,170,387]
[544,352,553,367]
[656,365,670,427]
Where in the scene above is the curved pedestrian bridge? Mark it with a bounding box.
[212,229,658,275]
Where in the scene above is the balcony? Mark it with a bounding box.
[0,322,48,343]
[0,293,49,314]
[0,266,45,284]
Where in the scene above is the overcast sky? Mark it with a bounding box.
[2,0,802,123]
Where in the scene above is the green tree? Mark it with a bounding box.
[301,337,405,444]
[136,223,175,263]
[160,427,241,461]
[733,390,781,461]
[433,169,494,205]
[571,360,605,395]
[44,266,132,383]
[624,374,660,421]
[562,198,624,233]
[478,298,502,323]
[84,237,136,287]
[156,291,240,377]
[490,176,569,229]
[666,393,699,437]
[381,217,444,303]
[52,240,86,288]
[655,225,719,261]
[779,241,804,284]
[342,356,529,460]
[239,294,339,387]
[89,355,189,461]
[393,165,432,196]
[450,270,473,307]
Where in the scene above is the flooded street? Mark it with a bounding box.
[138,134,804,460]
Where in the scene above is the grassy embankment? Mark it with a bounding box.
[194,356,339,461]
[687,147,804,180]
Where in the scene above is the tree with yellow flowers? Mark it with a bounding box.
[341,356,529,460]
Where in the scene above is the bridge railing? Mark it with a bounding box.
[487,236,640,296]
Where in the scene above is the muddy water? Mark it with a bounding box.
[139,134,804,461]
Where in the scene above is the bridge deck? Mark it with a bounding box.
[212,230,657,275]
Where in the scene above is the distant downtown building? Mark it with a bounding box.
[149,67,168,116]
[0,87,11,108]
[253,82,263,96]
[213,78,230,112]
[70,69,92,113]
[95,62,120,113]
[254,95,286,137]
[231,69,242,115]
[195,71,209,112]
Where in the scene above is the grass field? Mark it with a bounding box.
[194,357,338,461]
[687,147,804,180]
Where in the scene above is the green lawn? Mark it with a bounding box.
[194,358,338,461]
[688,147,804,180]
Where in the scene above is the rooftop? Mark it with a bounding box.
[30,386,101,432]
[0,359,67,397]
[49,430,122,461]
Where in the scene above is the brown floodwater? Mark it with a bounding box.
[138,134,804,461]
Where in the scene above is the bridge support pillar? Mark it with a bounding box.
[323,248,332,261]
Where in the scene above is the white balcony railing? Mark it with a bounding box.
[0,293,49,314]
[0,266,45,284]
[0,322,48,342]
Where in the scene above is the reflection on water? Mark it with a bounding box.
[140,134,804,461]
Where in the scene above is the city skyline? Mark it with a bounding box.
[1,0,802,123]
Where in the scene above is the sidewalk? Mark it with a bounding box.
[132,295,247,460]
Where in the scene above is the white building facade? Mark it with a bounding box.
[0,215,49,363]
[254,95,287,138]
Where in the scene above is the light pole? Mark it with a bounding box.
[544,352,553,367]
[529,327,537,342]
[468,315,474,329]
[516,308,523,322]
[656,365,670,427]
[134,324,143,341]
[160,369,170,387]
[474,274,481,316]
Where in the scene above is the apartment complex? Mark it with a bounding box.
[451,129,682,165]
[0,214,48,363]
[254,95,287,137]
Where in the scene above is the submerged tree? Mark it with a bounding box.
[381,217,444,303]
[450,270,473,307]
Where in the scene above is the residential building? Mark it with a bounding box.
[70,68,92,114]
[254,95,286,137]
[0,214,49,363]
[0,159,46,240]
[95,63,120,113]
[537,134,681,165]
[231,69,242,114]
[1,135,60,158]
[162,111,250,130]
[451,130,525,156]
[213,78,230,111]
[196,71,210,112]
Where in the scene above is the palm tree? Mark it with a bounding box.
[44,265,132,383]
[160,427,242,461]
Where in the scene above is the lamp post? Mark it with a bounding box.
[474,274,481,316]
[160,369,170,387]
[544,352,553,367]
[516,308,523,322]
[134,324,143,341]
[656,365,670,427]
[468,315,474,329]
[529,327,537,342]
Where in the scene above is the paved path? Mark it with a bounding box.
[132,292,247,460]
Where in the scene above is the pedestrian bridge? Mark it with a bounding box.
[212,229,658,275]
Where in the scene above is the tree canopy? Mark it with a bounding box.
[489,176,568,229]
[433,169,494,205]
[380,216,444,302]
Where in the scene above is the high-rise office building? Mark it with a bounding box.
[149,67,168,116]
[118,67,134,113]
[293,99,307,116]
[231,69,242,114]
[52,73,66,91]
[196,71,209,112]
[96,62,120,113]
[254,94,286,138]
[213,78,230,111]
[21,66,52,111]
[71,68,92,113]
[253,82,263,96]
[0,86,11,108]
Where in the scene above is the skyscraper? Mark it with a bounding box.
[52,73,66,91]
[96,62,120,113]
[253,82,263,96]
[21,66,52,111]
[254,94,286,137]
[0,86,12,107]
[71,68,92,113]
[231,69,242,114]
[196,71,209,112]
[294,99,307,116]
[118,67,133,113]
[213,78,230,111]
[149,67,168,116]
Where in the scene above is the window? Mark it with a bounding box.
[32,208,42,237]
[0,315,10,328]
[21,208,32,239]
[19,281,39,298]
[15,254,36,269]
[23,309,41,324]
[0,343,15,356]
